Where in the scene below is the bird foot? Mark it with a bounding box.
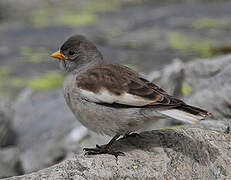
[83,144,125,157]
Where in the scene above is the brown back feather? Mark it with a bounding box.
[76,63,182,106]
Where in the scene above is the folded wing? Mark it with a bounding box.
[76,63,174,107]
[76,63,211,123]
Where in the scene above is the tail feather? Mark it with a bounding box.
[177,104,211,116]
[159,104,212,124]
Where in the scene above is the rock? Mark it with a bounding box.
[184,54,231,92]
[147,59,184,97]
[148,54,231,99]
[13,88,87,173]
[18,141,66,174]
[147,54,231,129]
[5,128,231,180]
[187,119,231,133]
[0,0,39,21]
[0,96,16,147]
[185,55,231,120]
[0,147,22,178]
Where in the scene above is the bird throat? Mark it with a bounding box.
[61,54,103,75]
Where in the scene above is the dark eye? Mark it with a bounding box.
[69,50,75,55]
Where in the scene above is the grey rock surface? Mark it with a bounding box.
[0,147,22,178]
[184,54,231,91]
[148,54,231,130]
[185,55,231,120]
[148,54,231,99]
[147,59,185,97]
[184,55,231,133]
[0,96,15,147]
[13,89,86,173]
[5,128,231,180]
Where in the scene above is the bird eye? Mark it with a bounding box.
[69,50,75,55]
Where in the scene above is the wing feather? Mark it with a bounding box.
[76,63,181,107]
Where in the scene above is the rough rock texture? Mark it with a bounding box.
[184,55,231,133]
[147,59,184,97]
[148,54,231,100]
[147,54,231,131]
[185,55,231,120]
[0,147,22,179]
[0,96,15,147]
[13,89,87,173]
[6,128,231,180]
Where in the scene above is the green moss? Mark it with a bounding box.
[191,18,224,29]
[0,81,3,89]
[168,32,189,51]
[194,41,213,57]
[0,67,11,77]
[58,13,96,27]
[167,32,213,57]
[160,125,183,130]
[123,64,139,72]
[169,125,183,129]
[30,0,120,28]
[30,9,51,28]
[57,1,120,27]
[108,28,123,37]
[0,66,63,93]
[181,81,192,96]
[0,75,26,96]
[0,71,63,96]
[8,77,25,87]
[19,47,48,63]
[0,66,13,89]
[26,71,64,91]
[124,40,143,49]
[84,1,120,13]
[133,164,138,169]
[31,8,96,28]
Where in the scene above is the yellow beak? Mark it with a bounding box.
[50,50,68,60]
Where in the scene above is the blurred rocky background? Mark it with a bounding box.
[0,0,231,179]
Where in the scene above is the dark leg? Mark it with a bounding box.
[120,132,140,140]
[83,134,125,157]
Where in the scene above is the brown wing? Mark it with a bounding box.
[76,63,183,107]
[138,77,183,107]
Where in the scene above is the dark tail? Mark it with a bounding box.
[176,104,212,118]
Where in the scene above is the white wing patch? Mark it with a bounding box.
[79,88,153,106]
[79,89,118,103]
[116,93,152,106]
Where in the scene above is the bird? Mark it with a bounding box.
[51,35,211,156]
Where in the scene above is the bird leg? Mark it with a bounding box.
[83,134,125,157]
[120,132,140,140]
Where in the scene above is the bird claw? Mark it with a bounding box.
[84,144,125,157]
